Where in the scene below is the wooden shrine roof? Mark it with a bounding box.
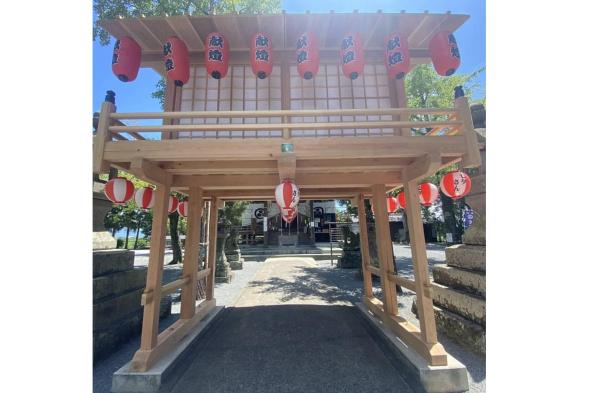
[98,11,469,74]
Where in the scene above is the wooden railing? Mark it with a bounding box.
[103,107,463,140]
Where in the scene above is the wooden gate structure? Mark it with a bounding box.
[94,11,481,372]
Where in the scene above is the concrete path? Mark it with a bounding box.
[166,257,415,393]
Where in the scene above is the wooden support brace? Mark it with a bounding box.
[370,184,398,316]
[356,194,373,299]
[93,101,114,174]
[180,186,204,320]
[363,296,447,366]
[402,152,442,183]
[130,158,172,187]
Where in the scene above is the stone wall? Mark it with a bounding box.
[93,249,171,360]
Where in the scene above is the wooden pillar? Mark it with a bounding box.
[139,184,170,350]
[205,197,219,300]
[454,89,482,168]
[356,194,373,298]
[388,77,410,136]
[281,61,291,139]
[403,179,438,344]
[370,184,398,315]
[180,187,203,320]
[93,100,114,174]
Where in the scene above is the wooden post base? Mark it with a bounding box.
[363,296,447,366]
[130,299,216,372]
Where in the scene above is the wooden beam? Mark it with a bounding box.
[403,178,438,345]
[180,187,203,320]
[131,299,216,372]
[364,296,447,366]
[110,107,457,120]
[109,120,462,133]
[173,172,402,189]
[103,136,468,162]
[194,188,372,200]
[137,182,170,352]
[371,184,398,316]
[277,153,296,181]
[357,194,373,299]
[402,152,442,183]
[205,197,219,300]
[93,101,114,174]
[129,158,172,186]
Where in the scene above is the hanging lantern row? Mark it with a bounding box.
[178,200,188,217]
[134,187,155,209]
[112,28,461,84]
[104,177,135,205]
[372,171,472,214]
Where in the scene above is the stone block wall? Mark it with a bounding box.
[93,249,172,360]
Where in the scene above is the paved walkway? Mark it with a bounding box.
[167,257,415,393]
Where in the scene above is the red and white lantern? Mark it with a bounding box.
[205,32,230,79]
[429,31,461,76]
[419,183,439,206]
[178,200,188,217]
[397,192,406,209]
[340,32,365,80]
[385,33,410,80]
[134,187,155,210]
[440,171,472,200]
[386,196,399,213]
[251,33,273,79]
[275,180,300,210]
[163,36,190,87]
[112,36,141,82]
[168,195,179,214]
[296,32,320,80]
[104,177,135,205]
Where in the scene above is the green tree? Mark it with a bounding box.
[403,64,485,242]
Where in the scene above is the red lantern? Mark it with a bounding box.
[168,196,179,214]
[251,33,273,79]
[163,36,190,87]
[178,200,188,217]
[104,177,135,205]
[112,36,141,82]
[386,196,399,213]
[440,171,472,200]
[340,32,364,80]
[429,31,461,76]
[275,180,300,209]
[419,183,439,207]
[134,187,155,210]
[385,33,410,80]
[397,192,406,209]
[205,32,230,79]
[296,32,320,80]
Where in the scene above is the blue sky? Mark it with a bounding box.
[93,0,485,113]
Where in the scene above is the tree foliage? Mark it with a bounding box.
[94,0,281,45]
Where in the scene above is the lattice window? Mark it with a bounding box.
[178,65,282,139]
[289,64,394,137]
